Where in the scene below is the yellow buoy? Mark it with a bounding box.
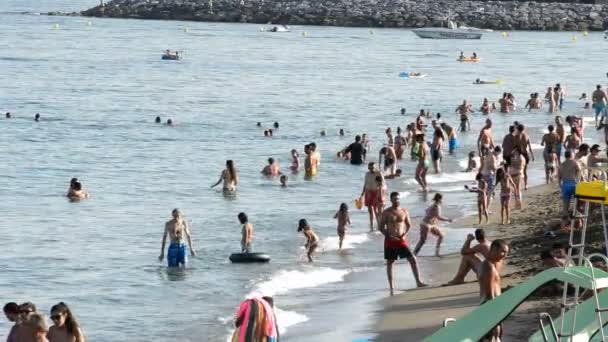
[53,24,60,30]
[500,31,507,37]
[183,26,189,32]
[583,31,589,36]
[302,31,308,37]
[572,35,577,41]
[87,21,92,26]
[259,27,266,32]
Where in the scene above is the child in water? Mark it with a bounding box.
[465,173,489,224]
[280,175,288,187]
[496,168,516,225]
[298,219,319,262]
[334,203,351,249]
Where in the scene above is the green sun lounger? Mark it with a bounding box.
[424,266,608,342]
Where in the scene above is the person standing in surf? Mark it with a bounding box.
[380,192,427,296]
[414,193,452,257]
[477,119,494,157]
[211,160,238,193]
[334,203,351,249]
[360,162,384,231]
[238,212,253,253]
[298,219,319,262]
[159,208,196,267]
[414,134,429,192]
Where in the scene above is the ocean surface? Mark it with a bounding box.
[1,1,607,341]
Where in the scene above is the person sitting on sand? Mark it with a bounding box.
[559,150,582,215]
[334,203,351,249]
[261,158,281,176]
[465,173,489,225]
[541,243,571,269]
[380,192,427,295]
[159,208,196,268]
[238,212,253,253]
[298,219,319,262]
[67,180,89,200]
[479,239,509,340]
[414,193,452,256]
[448,228,491,285]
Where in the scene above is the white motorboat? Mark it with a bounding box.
[412,21,484,39]
[269,25,290,32]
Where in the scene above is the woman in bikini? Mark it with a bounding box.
[508,148,526,209]
[211,160,238,193]
[496,168,516,225]
[414,193,452,257]
[414,134,429,192]
[298,219,319,262]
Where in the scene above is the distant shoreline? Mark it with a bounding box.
[61,0,608,31]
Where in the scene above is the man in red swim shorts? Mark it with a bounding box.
[380,192,427,296]
[360,162,384,232]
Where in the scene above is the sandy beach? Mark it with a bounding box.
[374,182,608,341]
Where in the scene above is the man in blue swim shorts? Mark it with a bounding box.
[159,208,196,267]
[592,85,608,127]
[559,151,582,215]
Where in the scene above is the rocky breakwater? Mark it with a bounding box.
[80,0,608,31]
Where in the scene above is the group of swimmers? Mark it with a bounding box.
[3,301,85,342]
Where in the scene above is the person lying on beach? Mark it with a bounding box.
[67,181,89,200]
[159,209,196,268]
[414,193,452,256]
[465,174,489,225]
[380,191,426,295]
[261,158,281,176]
[479,239,509,341]
[447,228,490,285]
[298,219,319,262]
[238,212,253,253]
[334,203,351,249]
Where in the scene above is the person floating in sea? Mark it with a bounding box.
[279,175,288,187]
[166,119,173,126]
[48,302,85,342]
[5,112,11,119]
[479,240,509,340]
[211,159,238,193]
[298,219,319,262]
[360,162,384,231]
[238,212,253,253]
[334,203,351,250]
[447,228,490,285]
[496,168,515,225]
[159,208,196,268]
[465,174,489,225]
[380,191,427,296]
[261,158,281,176]
[414,193,452,257]
[67,179,89,200]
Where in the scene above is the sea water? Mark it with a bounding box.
[1,1,606,340]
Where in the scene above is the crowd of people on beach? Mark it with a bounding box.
[7,76,608,341]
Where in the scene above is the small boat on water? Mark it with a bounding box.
[399,72,427,79]
[269,25,290,32]
[413,20,485,39]
[162,50,181,60]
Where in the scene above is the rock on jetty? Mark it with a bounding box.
[80,0,608,31]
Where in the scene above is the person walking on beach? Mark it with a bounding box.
[479,147,497,210]
[211,160,238,193]
[261,158,282,176]
[496,168,516,224]
[48,302,85,342]
[414,193,452,257]
[479,240,509,339]
[380,192,427,296]
[508,148,526,209]
[298,219,319,262]
[515,124,534,190]
[559,150,582,215]
[593,84,607,127]
[465,173,489,225]
[344,135,365,165]
[447,228,490,285]
[159,209,196,268]
[360,162,384,231]
[238,213,253,253]
[334,203,351,249]
[414,134,429,192]
[477,119,494,156]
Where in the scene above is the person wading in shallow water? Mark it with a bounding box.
[360,162,384,231]
[380,192,427,296]
[159,208,196,268]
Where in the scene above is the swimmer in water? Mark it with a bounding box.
[298,219,319,262]
[238,212,253,253]
[67,180,89,200]
[334,203,351,249]
[273,122,279,129]
[155,116,161,123]
[400,108,406,115]
[261,158,281,176]
[320,130,326,137]
[280,175,288,187]
[480,98,496,114]
[34,113,40,122]
[305,143,320,178]
[290,149,300,172]
[414,193,452,257]
[339,128,345,136]
[159,208,196,267]
[5,112,11,119]
[211,160,238,193]
[166,119,173,126]
[256,122,261,127]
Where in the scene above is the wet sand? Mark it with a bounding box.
[373,182,608,341]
